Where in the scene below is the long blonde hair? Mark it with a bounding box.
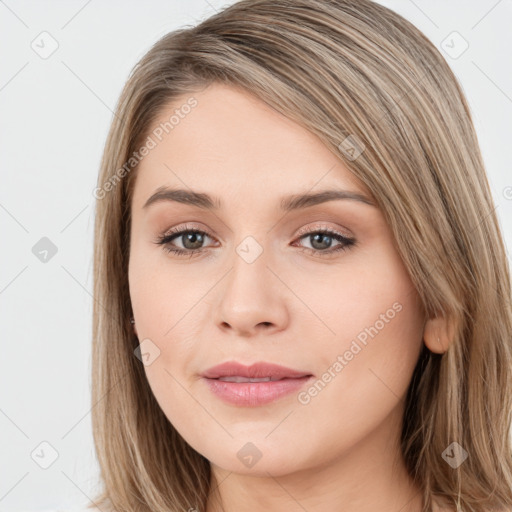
[90,1,512,510]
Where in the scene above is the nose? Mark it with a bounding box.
[215,248,290,337]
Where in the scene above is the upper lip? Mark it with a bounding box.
[201,361,313,380]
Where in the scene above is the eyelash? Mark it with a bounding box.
[153,223,356,259]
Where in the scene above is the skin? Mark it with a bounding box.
[128,82,453,512]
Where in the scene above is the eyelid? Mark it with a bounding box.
[294,222,353,240]
[161,222,213,237]
[160,222,352,243]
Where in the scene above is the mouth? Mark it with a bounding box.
[214,376,299,382]
[201,361,313,407]
[201,360,312,380]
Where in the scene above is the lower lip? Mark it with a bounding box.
[202,376,313,406]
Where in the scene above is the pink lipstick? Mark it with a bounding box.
[201,361,313,407]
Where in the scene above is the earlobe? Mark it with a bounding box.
[423,314,456,354]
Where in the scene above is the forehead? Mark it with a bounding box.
[132,83,371,209]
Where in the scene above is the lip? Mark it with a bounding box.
[201,361,313,407]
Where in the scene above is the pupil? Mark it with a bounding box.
[311,233,332,250]
[183,232,203,249]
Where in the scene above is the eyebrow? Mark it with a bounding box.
[142,186,376,211]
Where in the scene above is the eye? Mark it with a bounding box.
[292,226,356,257]
[154,223,217,258]
[153,224,356,258]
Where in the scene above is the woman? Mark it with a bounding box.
[89,0,512,511]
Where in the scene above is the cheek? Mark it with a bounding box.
[297,247,425,427]
[333,293,424,393]
[128,240,211,339]
[283,239,422,360]
[287,236,423,389]
[298,293,424,451]
[128,247,213,408]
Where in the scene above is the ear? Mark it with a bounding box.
[423,313,457,354]
[130,316,138,338]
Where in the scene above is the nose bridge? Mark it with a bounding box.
[214,231,289,335]
[226,233,272,299]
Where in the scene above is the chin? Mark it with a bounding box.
[202,440,310,477]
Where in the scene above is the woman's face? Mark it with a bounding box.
[128,83,425,478]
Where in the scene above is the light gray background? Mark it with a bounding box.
[1,1,511,511]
